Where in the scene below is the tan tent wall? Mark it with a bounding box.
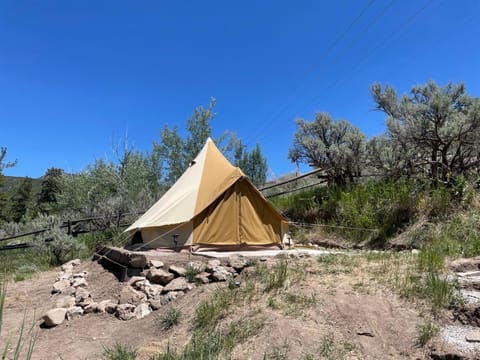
[192,186,239,245]
[139,222,193,248]
[238,179,284,245]
[193,179,285,246]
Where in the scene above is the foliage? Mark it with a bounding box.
[372,80,480,186]
[157,308,181,330]
[184,264,202,283]
[256,258,289,292]
[0,147,17,224]
[0,277,37,360]
[233,141,268,187]
[34,226,86,265]
[102,343,138,360]
[37,168,63,214]
[416,320,439,347]
[9,177,33,223]
[153,98,269,188]
[289,112,366,186]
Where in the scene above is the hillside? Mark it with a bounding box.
[1,175,42,196]
[1,251,439,360]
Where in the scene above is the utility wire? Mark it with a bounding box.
[243,0,377,146]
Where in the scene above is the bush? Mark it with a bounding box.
[34,226,86,265]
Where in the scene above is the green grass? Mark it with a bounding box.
[153,316,264,360]
[256,258,289,292]
[416,320,439,347]
[1,276,37,360]
[184,264,202,283]
[102,343,138,360]
[157,308,181,330]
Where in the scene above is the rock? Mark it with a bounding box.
[206,260,221,273]
[163,277,189,292]
[147,268,174,285]
[72,271,88,278]
[194,272,210,284]
[187,261,205,273]
[127,276,147,287]
[149,259,164,268]
[60,259,80,271]
[116,304,136,321]
[56,272,72,281]
[42,308,67,327]
[66,306,83,320]
[161,291,184,304]
[149,298,162,310]
[119,286,147,305]
[75,288,91,306]
[96,246,147,268]
[55,296,76,309]
[134,280,152,292]
[72,278,88,288]
[260,257,268,262]
[228,256,248,272]
[411,249,420,254]
[143,284,164,299]
[169,265,186,277]
[449,257,480,273]
[83,302,98,314]
[134,303,151,319]
[52,279,71,294]
[105,302,118,314]
[465,331,480,342]
[212,266,231,282]
[96,300,115,313]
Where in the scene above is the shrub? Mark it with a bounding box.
[34,226,86,265]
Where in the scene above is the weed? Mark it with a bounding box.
[157,308,181,330]
[184,264,202,283]
[416,320,439,347]
[264,343,290,360]
[102,343,137,360]
[257,258,289,292]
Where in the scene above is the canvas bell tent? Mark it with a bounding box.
[125,138,289,251]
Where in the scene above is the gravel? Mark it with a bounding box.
[440,325,480,354]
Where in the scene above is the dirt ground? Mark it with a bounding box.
[1,253,429,360]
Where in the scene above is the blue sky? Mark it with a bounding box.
[1,0,479,179]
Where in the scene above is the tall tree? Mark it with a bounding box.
[232,140,268,187]
[289,112,366,186]
[10,177,32,222]
[372,80,480,185]
[37,167,64,214]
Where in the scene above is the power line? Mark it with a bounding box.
[243,0,378,146]
[253,0,397,145]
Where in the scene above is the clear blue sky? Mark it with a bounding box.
[1,0,479,179]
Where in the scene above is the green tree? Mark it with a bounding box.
[37,167,64,214]
[232,140,268,187]
[9,177,33,222]
[0,147,16,223]
[372,80,480,185]
[288,112,366,186]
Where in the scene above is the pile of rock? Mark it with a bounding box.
[42,255,250,327]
